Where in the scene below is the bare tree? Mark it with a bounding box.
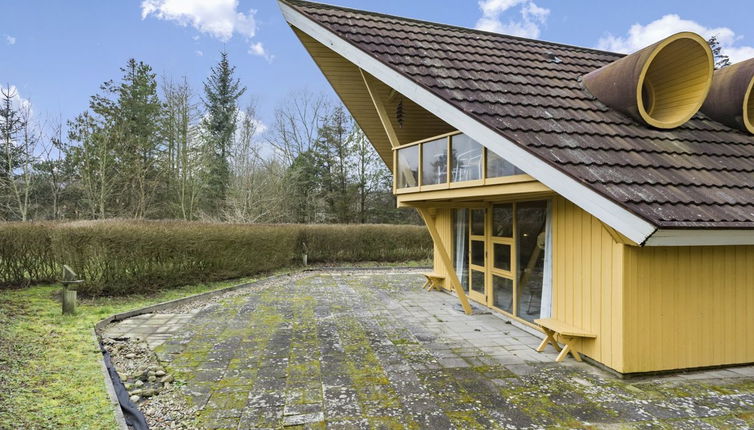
[267,90,331,166]
[163,77,201,220]
[68,111,115,219]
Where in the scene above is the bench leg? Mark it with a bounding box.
[536,328,561,353]
[555,336,582,362]
[422,279,431,290]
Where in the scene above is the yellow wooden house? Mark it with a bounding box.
[280,0,754,375]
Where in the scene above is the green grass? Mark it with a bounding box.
[0,262,429,429]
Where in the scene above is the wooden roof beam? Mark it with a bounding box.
[360,68,401,148]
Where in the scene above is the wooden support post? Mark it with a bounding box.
[419,208,473,315]
[62,289,77,315]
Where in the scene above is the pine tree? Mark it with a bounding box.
[112,59,163,218]
[200,51,246,217]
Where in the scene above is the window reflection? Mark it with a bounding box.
[451,134,483,182]
[492,203,513,237]
[487,150,524,178]
[397,145,419,188]
[493,243,511,272]
[471,209,485,235]
[516,200,548,322]
[421,138,447,185]
[492,275,513,313]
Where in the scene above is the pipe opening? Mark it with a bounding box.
[639,37,713,127]
[641,81,656,115]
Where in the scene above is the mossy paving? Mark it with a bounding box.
[147,272,754,429]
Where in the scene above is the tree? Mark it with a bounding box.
[162,76,201,220]
[267,90,330,166]
[200,51,246,217]
[314,106,356,223]
[0,86,37,221]
[67,111,115,219]
[708,36,732,70]
[109,59,164,218]
[30,116,71,220]
[352,125,383,224]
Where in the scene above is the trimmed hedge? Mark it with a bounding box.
[0,223,57,287]
[0,221,431,296]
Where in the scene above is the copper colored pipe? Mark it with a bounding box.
[583,32,713,129]
[701,58,754,134]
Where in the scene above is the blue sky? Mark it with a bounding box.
[1,0,753,134]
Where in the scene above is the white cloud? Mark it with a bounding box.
[0,83,32,115]
[195,50,203,56]
[475,0,550,39]
[141,0,270,59]
[248,41,273,62]
[5,35,15,45]
[597,14,754,63]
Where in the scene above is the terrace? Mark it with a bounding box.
[104,270,754,429]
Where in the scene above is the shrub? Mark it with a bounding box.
[0,223,56,287]
[0,221,430,296]
[301,224,432,263]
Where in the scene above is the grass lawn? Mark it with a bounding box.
[0,261,428,429]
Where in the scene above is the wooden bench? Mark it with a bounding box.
[534,318,596,362]
[421,272,445,292]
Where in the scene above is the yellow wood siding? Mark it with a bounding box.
[551,197,625,372]
[425,197,754,374]
[431,209,453,290]
[622,245,754,373]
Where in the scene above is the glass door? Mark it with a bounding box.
[460,201,551,324]
[468,208,487,303]
[490,203,515,313]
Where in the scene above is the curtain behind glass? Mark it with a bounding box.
[453,209,469,292]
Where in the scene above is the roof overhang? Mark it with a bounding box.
[280,0,754,247]
[644,229,754,246]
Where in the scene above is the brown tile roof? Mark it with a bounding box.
[283,0,754,229]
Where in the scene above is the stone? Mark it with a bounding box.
[125,353,136,359]
[134,380,144,387]
[155,370,167,377]
[129,395,140,403]
[160,374,174,384]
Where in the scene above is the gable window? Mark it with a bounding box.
[487,150,524,178]
[394,131,528,193]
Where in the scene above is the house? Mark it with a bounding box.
[279,0,754,375]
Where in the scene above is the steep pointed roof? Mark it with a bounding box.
[280,0,754,245]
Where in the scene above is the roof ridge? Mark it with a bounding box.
[280,0,626,58]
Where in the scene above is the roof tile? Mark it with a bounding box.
[286,0,754,229]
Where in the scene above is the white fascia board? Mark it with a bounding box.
[279,1,658,245]
[645,229,754,246]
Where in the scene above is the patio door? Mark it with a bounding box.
[489,203,515,314]
[463,201,551,324]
